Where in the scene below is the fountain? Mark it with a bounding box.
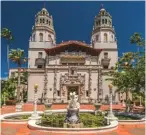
[64,92,83,128]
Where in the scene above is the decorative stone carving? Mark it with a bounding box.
[43,69,48,103]
[98,66,103,102]
[53,68,57,99]
[60,72,85,97]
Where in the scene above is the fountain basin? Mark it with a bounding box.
[28,119,118,134]
[0,111,43,122]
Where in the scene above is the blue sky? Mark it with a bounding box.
[1,1,145,78]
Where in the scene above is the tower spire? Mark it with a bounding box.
[43,1,46,8]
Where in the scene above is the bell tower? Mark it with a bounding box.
[91,5,118,69]
[28,7,56,68]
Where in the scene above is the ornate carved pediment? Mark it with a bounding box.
[61,73,85,85]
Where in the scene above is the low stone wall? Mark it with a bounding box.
[119,118,146,125]
[28,120,118,133]
[0,111,43,123]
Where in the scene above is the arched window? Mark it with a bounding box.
[105,19,107,24]
[49,21,51,25]
[111,35,113,41]
[39,33,43,42]
[43,19,45,23]
[99,20,100,25]
[102,19,104,24]
[109,20,111,25]
[33,34,35,42]
[96,35,99,41]
[46,20,48,24]
[104,33,108,42]
[40,19,42,23]
[48,35,53,43]
[96,21,98,26]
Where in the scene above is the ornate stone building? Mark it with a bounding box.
[26,6,120,104]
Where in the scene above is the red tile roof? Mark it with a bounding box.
[44,40,102,56]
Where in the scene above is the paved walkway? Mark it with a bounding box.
[1,104,145,135]
[1,122,145,135]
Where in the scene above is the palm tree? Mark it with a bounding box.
[1,28,14,76]
[9,49,26,102]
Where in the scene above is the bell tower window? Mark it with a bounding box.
[102,19,104,24]
[40,19,42,23]
[48,35,53,42]
[43,19,45,23]
[39,33,43,42]
[104,33,108,42]
[96,35,99,41]
[33,34,35,42]
[105,19,107,24]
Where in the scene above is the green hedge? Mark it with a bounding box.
[39,113,106,128]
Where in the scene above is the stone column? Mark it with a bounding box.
[107,84,117,119]
[98,66,103,102]
[29,84,41,120]
[53,67,57,102]
[43,69,48,103]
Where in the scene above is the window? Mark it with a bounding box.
[99,20,100,25]
[104,52,108,59]
[102,19,104,24]
[46,20,48,24]
[105,19,107,24]
[43,19,45,23]
[104,33,108,42]
[103,65,108,69]
[57,91,60,96]
[96,35,99,41]
[49,21,51,25]
[33,34,35,42]
[37,65,43,68]
[40,19,42,23]
[96,21,98,26]
[71,69,74,75]
[38,52,43,58]
[86,91,89,97]
[48,35,53,42]
[111,35,113,41]
[109,20,111,25]
[39,33,43,42]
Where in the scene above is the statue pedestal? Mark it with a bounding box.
[64,108,80,124]
[15,103,22,112]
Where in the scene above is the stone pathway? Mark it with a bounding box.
[1,122,145,135]
[0,104,145,135]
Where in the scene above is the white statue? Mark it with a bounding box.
[68,92,80,109]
